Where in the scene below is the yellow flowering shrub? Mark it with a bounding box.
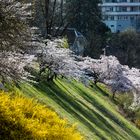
[0,91,83,140]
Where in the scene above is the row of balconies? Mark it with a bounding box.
[103,15,140,20]
[102,0,140,2]
[101,0,140,6]
[101,3,140,6]
[102,6,140,12]
[103,11,140,15]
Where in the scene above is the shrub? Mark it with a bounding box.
[135,119,140,129]
[0,91,83,140]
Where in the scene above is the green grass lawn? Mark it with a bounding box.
[18,78,140,140]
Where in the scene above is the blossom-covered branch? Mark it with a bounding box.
[0,52,34,83]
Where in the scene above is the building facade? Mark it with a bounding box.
[100,0,140,32]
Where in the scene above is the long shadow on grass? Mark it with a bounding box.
[90,84,109,97]
[76,100,127,140]
[56,80,122,138]
[69,82,140,140]
[34,81,109,140]
[91,84,127,108]
[57,80,128,140]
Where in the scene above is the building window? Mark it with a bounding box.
[105,0,117,2]
[118,16,122,20]
[117,16,128,20]
[112,0,116,2]
[106,7,114,12]
[130,0,140,2]
[124,16,128,20]
[111,16,114,20]
[130,16,135,20]
[122,7,127,12]
[116,7,127,12]
[117,30,120,33]
[108,16,114,20]
[120,0,127,2]
[103,15,109,20]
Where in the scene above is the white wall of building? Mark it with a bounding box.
[100,0,140,32]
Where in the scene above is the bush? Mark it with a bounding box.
[0,91,83,140]
[135,119,140,129]
[61,38,69,49]
[135,109,140,129]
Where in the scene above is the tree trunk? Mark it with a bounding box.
[112,92,116,100]
[49,0,57,35]
[45,0,50,36]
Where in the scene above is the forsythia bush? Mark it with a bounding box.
[0,91,83,140]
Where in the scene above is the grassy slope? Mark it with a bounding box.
[19,78,140,140]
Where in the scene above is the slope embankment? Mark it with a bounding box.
[19,78,140,140]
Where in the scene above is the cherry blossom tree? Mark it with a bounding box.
[0,0,35,85]
[37,39,140,107]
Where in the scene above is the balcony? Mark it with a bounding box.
[100,2,140,6]
[102,0,140,2]
[103,11,140,15]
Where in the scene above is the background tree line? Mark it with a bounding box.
[33,0,109,57]
[107,29,140,69]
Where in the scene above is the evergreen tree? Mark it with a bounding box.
[65,0,109,58]
[66,0,102,37]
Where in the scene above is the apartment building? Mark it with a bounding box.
[100,0,140,32]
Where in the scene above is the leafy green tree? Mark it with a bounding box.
[65,0,110,58]
[66,0,101,36]
[108,29,140,68]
